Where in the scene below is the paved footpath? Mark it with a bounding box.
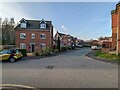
[1,48,118,88]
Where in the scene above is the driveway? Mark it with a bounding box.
[1,48,118,88]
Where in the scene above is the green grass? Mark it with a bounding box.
[95,50,120,61]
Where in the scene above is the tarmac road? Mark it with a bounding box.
[2,48,118,88]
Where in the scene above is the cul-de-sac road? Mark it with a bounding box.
[2,48,118,88]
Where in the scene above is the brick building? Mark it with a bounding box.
[54,31,75,47]
[15,18,53,52]
[111,2,120,53]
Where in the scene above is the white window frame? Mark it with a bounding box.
[40,23,46,29]
[20,43,26,49]
[31,33,35,39]
[40,34,46,39]
[20,33,26,39]
[68,38,71,42]
[40,43,46,48]
[20,23,26,28]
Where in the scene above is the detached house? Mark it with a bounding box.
[54,31,75,47]
[15,18,53,52]
[67,34,75,47]
[111,2,120,54]
[54,31,68,47]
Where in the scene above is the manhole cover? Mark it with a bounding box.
[46,66,54,69]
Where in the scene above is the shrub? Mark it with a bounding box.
[68,46,72,50]
[35,52,40,56]
[18,49,27,56]
[60,46,67,52]
[40,47,52,56]
[54,49,59,53]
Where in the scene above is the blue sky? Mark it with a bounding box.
[0,2,118,40]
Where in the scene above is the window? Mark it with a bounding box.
[20,33,26,39]
[68,38,71,42]
[20,43,26,49]
[40,23,46,28]
[40,43,46,48]
[31,33,35,39]
[40,34,46,39]
[20,23,26,28]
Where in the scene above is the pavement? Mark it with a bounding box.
[1,47,118,89]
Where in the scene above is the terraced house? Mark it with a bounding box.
[15,18,53,52]
[111,2,120,54]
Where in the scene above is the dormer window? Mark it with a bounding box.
[40,19,46,29]
[40,23,46,28]
[20,23,26,28]
[20,18,27,28]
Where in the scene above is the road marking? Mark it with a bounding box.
[84,56,118,66]
[0,84,35,89]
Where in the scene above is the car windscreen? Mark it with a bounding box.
[0,50,11,54]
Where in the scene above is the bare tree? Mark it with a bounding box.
[9,18,15,44]
[2,18,9,45]
[2,18,15,45]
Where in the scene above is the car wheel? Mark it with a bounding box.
[20,57,23,60]
[9,57,15,63]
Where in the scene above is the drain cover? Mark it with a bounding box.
[46,66,54,69]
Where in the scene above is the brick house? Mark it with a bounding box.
[67,34,75,47]
[54,31,75,47]
[111,2,120,53]
[97,37,112,49]
[74,37,79,46]
[15,18,53,52]
[54,31,68,47]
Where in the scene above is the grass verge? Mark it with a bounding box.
[95,50,120,61]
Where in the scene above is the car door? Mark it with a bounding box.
[2,54,10,60]
[15,49,22,59]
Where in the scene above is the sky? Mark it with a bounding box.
[0,2,118,40]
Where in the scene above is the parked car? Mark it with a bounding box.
[0,49,23,62]
[91,46,98,50]
[75,44,83,48]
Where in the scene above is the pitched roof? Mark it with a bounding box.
[58,32,66,37]
[15,18,52,30]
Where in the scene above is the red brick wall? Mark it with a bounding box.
[112,4,120,53]
[112,12,117,28]
[118,7,120,53]
[15,29,53,52]
[61,35,68,46]
[112,12,117,49]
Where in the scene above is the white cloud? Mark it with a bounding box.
[61,25,68,32]
[0,2,33,23]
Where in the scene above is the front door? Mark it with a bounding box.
[31,44,35,52]
[29,43,35,53]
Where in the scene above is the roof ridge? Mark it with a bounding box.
[26,19,51,22]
